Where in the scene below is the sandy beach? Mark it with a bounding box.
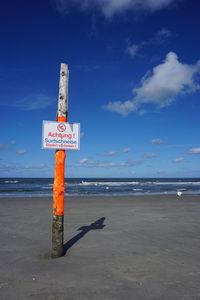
[1,194,200,299]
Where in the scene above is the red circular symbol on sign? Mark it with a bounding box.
[57,123,66,132]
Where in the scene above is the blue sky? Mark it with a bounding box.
[0,0,200,178]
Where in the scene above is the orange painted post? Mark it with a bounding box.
[51,64,69,258]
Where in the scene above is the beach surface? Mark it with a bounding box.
[1,194,200,300]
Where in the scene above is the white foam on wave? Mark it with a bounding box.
[77,181,200,187]
[42,186,52,189]
[80,181,140,186]
[152,181,200,185]
[5,180,19,184]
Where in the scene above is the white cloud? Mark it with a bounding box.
[0,162,19,172]
[24,164,46,169]
[134,52,200,106]
[80,132,85,138]
[103,100,137,117]
[105,148,131,156]
[77,158,141,168]
[151,138,165,144]
[80,149,131,167]
[157,28,172,39]
[122,148,131,153]
[0,143,10,150]
[16,149,28,155]
[172,157,185,162]
[79,158,89,163]
[144,153,159,158]
[53,0,177,18]
[103,52,200,116]
[188,148,200,154]
[126,28,172,58]
[11,94,53,110]
[0,161,47,173]
[126,44,140,58]
[105,151,118,156]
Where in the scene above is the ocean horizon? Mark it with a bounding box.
[0,177,200,198]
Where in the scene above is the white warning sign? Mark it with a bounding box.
[42,120,80,150]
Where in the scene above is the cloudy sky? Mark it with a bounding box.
[0,0,200,178]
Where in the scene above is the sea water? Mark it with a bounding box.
[0,178,200,197]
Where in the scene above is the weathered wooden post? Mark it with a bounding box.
[51,63,69,258]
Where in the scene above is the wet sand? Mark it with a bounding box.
[0,194,200,299]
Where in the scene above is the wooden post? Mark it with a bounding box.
[51,63,69,258]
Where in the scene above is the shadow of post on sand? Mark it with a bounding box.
[63,217,106,255]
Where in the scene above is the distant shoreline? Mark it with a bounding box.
[1,193,200,200]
